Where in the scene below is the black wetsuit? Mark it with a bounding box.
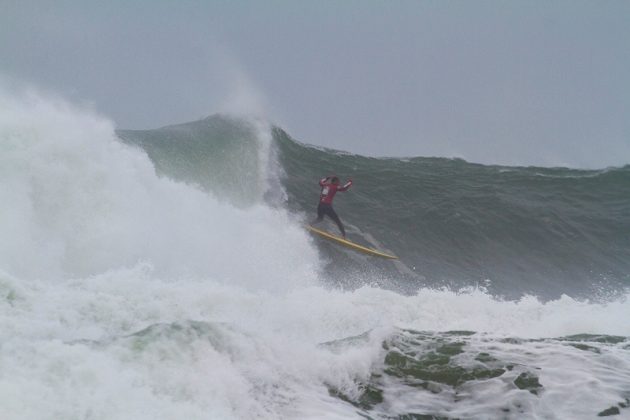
[315,203,345,237]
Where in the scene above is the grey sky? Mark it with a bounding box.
[2,1,629,168]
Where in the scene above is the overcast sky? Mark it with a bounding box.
[2,0,629,168]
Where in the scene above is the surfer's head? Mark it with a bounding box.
[331,176,339,184]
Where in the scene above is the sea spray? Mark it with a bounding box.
[0,87,318,287]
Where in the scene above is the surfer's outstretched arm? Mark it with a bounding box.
[338,179,353,192]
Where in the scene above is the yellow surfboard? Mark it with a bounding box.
[306,225,398,259]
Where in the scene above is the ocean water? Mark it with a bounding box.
[1,89,629,419]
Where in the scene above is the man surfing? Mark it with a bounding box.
[312,175,352,238]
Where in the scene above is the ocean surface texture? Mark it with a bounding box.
[1,94,629,419]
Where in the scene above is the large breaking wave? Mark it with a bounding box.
[1,88,629,419]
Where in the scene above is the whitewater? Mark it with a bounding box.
[1,89,629,419]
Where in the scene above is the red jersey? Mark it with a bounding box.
[319,177,352,204]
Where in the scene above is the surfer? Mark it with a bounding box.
[313,175,352,238]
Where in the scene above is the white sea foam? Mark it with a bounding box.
[0,87,317,287]
[0,86,628,419]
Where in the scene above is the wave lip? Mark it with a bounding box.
[117,115,284,208]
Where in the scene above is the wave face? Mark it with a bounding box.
[2,94,629,420]
[122,121,630,299]
[280,127,630,298]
